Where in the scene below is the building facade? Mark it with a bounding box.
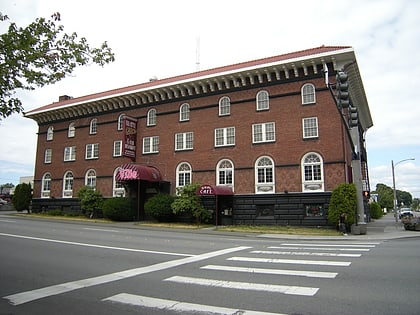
[26,46,373,225]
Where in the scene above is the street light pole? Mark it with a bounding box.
[392,158,415,213]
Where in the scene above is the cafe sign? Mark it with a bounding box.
[123,116,137,159]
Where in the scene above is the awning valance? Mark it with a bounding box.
[116,164,162,182]
[197,184,234,196]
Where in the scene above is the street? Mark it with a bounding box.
[1,214,419,315]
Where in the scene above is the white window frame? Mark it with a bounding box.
[47,126,54,141]
[217,159,234,188]
[64,146,76,161]
[303,117,319,139]
[85,143,99,159]
[215,127,235,147]
[44,148,52,164]
[175,132,194,151]
[143,136,159,154]
[113,168,126,197]
[117,114,125,131]
[252,122,275,143]
[90,118,98,135]
[41,173,51,198]
[255,156,275,193]
[113,140,122,157]
[179,103,190,121]
[176,162,192,189]
[256,90,269,111]
[63,171,74,198]
[147,108,157,126]
[85,169,97,188]
[301,152,324,192]
[301,83,316,105]
[219,96,231,116]
[68,122,75,138]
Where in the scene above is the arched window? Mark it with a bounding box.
[256,90,269,111]
[255,156,275,193]
[47,126,54,141]
[41,173,51,198]
[147,108,157,126]
[219,96,231,116]
[301,152,324,192]
[217,159,234,189]
[179,103,190,121]
[117,114,125,131]
[68,122,75,137]
[113,168,126,197]
[176,162,192,189]
[85,169,96,188]
[63,171,74,198]
[90,118,98,134]
[301,83,316,105]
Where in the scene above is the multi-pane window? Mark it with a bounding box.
[256,90,269,111]
[41,173,51,198]
[175,132,193,151]
[303,117,319,138]
[176,162,192,188]
[215,127,235,147]
[143,136,159,154]
[252,122,275,143]
[85,143,99,159]
[113,168,125,197]
[63,171,74,198]
[85,169,96,188]
[90,118,98,134]
[179,103,190,121]
[44,149,52,164]
[255,156,275,193]
[302,153,324,192]
[64,146,76,161]
[219,96,231,116]
[117,114,125,130]
[301,83,316,104]
[68,123,75,138]
[147,108,157,126]
[47,126,54,141]
[113,140,122,157]
[217,159,234,187]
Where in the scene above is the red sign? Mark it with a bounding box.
[123,116,137,159]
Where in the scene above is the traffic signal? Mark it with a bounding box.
[336,71,349,108]
[349,106,358,127]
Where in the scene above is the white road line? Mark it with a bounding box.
[268,246,370,252]
[281,243,377,248]
[0,232,192,257]
[228,256,351,266]
[4,246,251,306]
[165,276,319,296]
[83,227,119,233]
[201,264,338,279]
[103,293,286,315]
[0,219,17,223]
[252,250,361,258]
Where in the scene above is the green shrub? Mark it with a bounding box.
[144,193,175,222]
[46,209,63,216]
[77,186,103,218]
[369,201,383,219]
[328,183,357,227]
[102,197,135,221]
[12,183,32,212]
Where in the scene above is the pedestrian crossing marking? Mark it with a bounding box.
[251,250,361,258]
[268,246,370,251]
[281,243,377,248]
[164,276,319,296]
[201,264,338,278]
[228,256,351,266]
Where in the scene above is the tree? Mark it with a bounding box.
[373,183,412,210]
[0,12,115,119]
[328,183,357,227]
[77,186,103,218]
[12,182,32,213]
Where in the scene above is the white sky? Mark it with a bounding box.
[1,0,419,199]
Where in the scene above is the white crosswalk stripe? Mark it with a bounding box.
[251,250,362,257]
[227,256,352,266]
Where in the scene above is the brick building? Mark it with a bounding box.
[25,45,373,226]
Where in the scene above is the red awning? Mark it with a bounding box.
[197,184,234,196]
[116,164,162,182]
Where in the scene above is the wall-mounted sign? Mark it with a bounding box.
[123,116,137,159]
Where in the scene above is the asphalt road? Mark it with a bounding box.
[1,214,419,315]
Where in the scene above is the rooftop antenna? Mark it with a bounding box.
[196,36,200,71]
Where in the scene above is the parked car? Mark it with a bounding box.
[399,208,414,219]
[0,198,8,205]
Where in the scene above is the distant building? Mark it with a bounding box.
[25,46,373,225]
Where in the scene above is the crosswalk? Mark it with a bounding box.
[103,241,381,314]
